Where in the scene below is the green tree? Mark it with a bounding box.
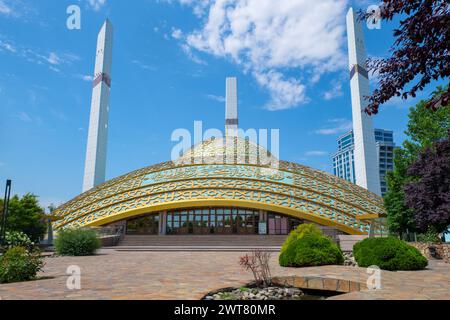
[384,148,415,237]
[404,87,450,154]
[0,194,46,242]
[384,88,450,236]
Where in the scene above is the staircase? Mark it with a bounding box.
[111,235,288,252]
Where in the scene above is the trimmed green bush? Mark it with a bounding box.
[55,228,100,256]
[0,247,44,284]
[353,237,428,271]
[279,224,344,267]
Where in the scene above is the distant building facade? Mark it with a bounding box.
[332,129,396,196]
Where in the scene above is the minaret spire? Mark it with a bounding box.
[346,8,381,195]
[82,20,114,192]
[225,77,238,137]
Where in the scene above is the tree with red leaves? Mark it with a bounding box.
[404,131,450,233]
[361,0,449,115]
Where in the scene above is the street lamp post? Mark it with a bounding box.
[0,179,12,245]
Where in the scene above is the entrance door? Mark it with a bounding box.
[268,217,288,235]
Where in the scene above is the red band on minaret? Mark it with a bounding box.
[93,73,111,88]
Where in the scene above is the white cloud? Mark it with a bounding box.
[17,111,32,123]
[323,81,343,100]
[175,0,348,110]
[0,0,36,18]
[15,110,43,125]
[46,52,60,65]
[171,28,183,39]
[314,118,352,135]
[87,0,107,11]
[205,94,225,102]
[167,0,211,17]
[131,60,157,71]
[0,40,16,53]
[49,66,60,73]
[305,150,328,156]
[181,44,207,65]
[79,74,93,81]
[44,52,79,66]
[0,0,12,15]
[253,70,307,111]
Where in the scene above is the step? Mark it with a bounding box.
[111,246,281,252]
[117,235,288,247]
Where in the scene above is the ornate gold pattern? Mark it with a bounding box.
[53,137,386,235]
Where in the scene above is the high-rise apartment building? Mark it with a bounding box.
[333,129,396,196]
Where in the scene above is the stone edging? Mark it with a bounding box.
[409,243,450,263]
[271,275,362,293]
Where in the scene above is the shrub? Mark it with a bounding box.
[4,231,35,250]
[279,224,344,267]
[0,247,44,284]
[353,237,428,271]
[55,228,100,256]
[239,250,272,287]
[280,224,322,252]
[417,227,442,244]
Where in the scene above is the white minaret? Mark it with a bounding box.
[346,8,381,195]
[225,77,238,137]
[82,20,113,192]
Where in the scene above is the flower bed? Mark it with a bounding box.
[203,284,322,301]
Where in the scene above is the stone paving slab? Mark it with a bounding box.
[0,249,448,300]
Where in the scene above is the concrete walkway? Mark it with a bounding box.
[0,249,448,300]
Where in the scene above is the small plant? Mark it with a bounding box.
[0,247,44,284]
[353,237,428,271]
[218,292,238,300]
[239,249,272,287]
[279,224,344,267]
[417,227,442,244]
[4,231,35,250]
[55,228,100,256]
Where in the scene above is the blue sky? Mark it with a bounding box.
[0,0,442,208]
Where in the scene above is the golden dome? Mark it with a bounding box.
[177,136,277,166]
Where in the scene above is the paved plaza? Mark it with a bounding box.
[0,249,449,300]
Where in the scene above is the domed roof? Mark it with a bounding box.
[177,136,277,166]
[52,137,386,235]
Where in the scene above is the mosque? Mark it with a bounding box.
[53,9,386,238]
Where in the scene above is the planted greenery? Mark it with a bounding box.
[4,231,35,250]
[417,227,442,244]
[0,247,44,284]
[0,193,46,242]
[353,237,428,271]
[279,224,344,267]
[55,228,100,256]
